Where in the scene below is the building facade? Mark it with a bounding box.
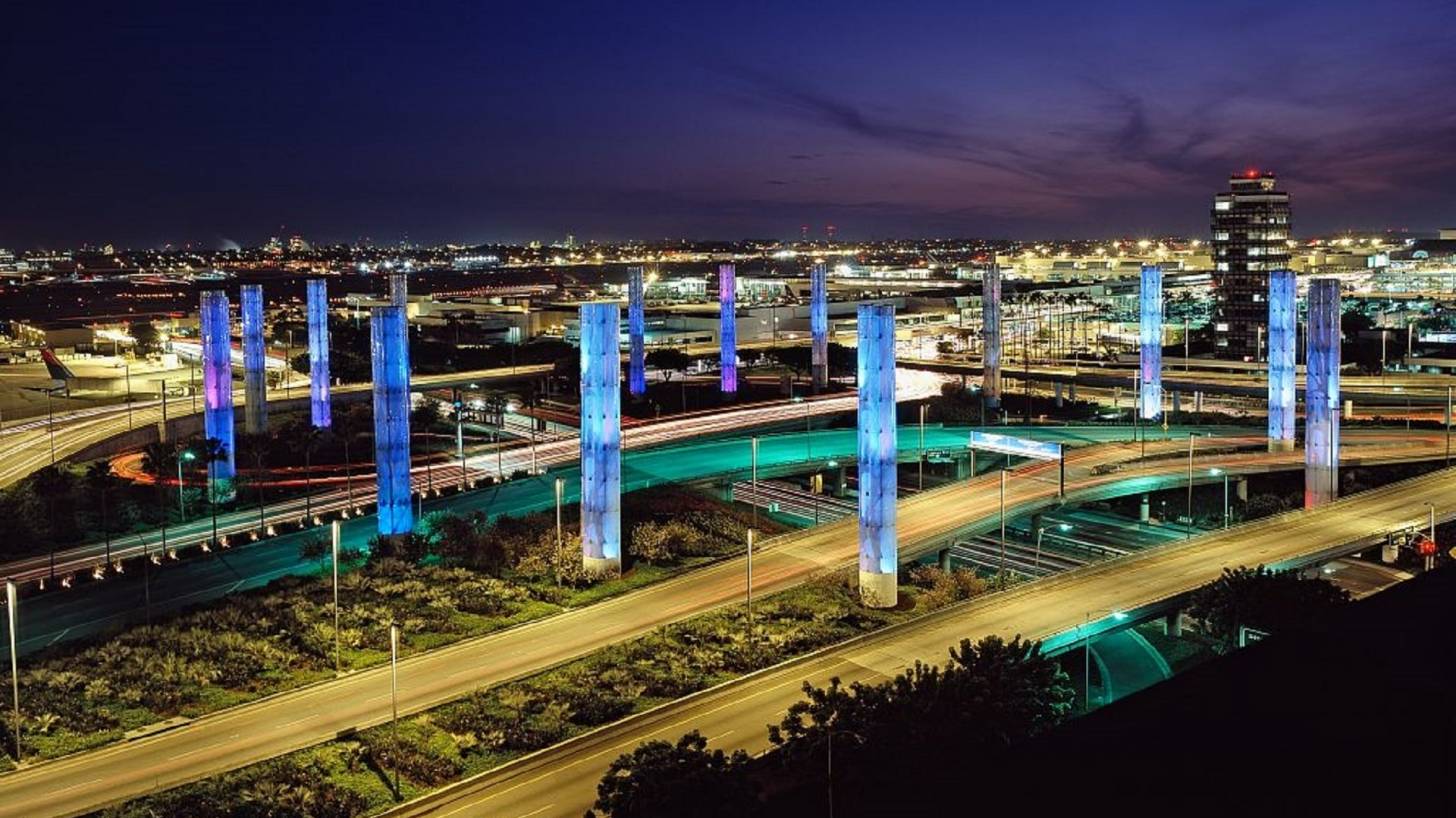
[1211,172,1291,360]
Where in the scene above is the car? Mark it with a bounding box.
[1091,462,1123,476]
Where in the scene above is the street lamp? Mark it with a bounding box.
[918,403,927,491]
[332,521,342,675]
[1210,467,1229,529]
[554,477,565,586]
[388,621,401,794]
[750,436,759,530]
[745,528,755,663]
[1083,609,1128,711]
[1421,502,1437,572]
[6,578,19,763]
[177,449,196,519]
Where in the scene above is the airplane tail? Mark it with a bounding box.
[40,347,77,382]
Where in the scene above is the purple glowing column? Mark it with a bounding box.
[307,278,332,428]
[719,263,737,394]
[579,302,622,573]
[240,284,267,434]
[982,264,1001,409]
[811,262,828,391]
[1304,278,1340,508]
[1267,269,1296,451]
[857,303,897,608]
[371,306,413,536]
[1139,264,1163,420]
[199,290,236,501]
[627,267,646,397]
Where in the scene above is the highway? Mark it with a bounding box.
[0,365,555,488]
[0,430,1445,817]
[380,462,1456,818]
[0,372,949,587]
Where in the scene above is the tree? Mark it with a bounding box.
[766,346,812,381]
[234,432,271,531]
[129,320,161,355]
[411,399,442,430]
[1188,565,1351,652]
[286,424,324,523]
[298,534,329,568]
[645,349,692,383]
[191,436,231,547]
[83,461,121,563]
[29,466,75,577]
[588,731,756,818]
[330,403,372,508]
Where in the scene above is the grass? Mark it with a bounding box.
[92,567,987,818]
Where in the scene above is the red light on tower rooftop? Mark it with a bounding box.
[1245,168,1260,178]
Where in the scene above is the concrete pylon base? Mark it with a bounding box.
[859,571,898,609]
[583,556,620,577]
[1268,439,1295,453]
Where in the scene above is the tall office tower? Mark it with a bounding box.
[1139,264,1163,420]
[627,267,646,397]
[810,262,829,391]
[371,306,412,537]
[857,303,897,608]
[1266,269,1296,451]
[579,303,622,573]
[240,284,267,434]
[981,264,1002,408]
[1304,278,1340,508]
[1211,171,1292,360]
[388,272,408,308]
[306,279,332,428]
[719,263,737,394]
[199,291,236,501]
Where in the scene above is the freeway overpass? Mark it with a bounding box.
[378,463,1456,818]
[0,431,1447,817]
[0,365,554,488]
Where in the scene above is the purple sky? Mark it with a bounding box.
[3,0,1454,248]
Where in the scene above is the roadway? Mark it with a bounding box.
[379,462,1456,818]
[0,371,947,587]
[0,365,555,488]
[0,430,1446,817]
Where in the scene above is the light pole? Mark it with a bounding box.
[46,390,56,465]
[1421,500,1432,570]
[918,403,926,491]
[554,477,564,585]
[332,521,341,675]
[1211,468,1229,529]
[388,621,401,795]
[1082,609,1127,711]
[1034,526,1044,572]
[455,392,466,490]
[124,360,133,430]
[1446,385,1451,466]
[745,528,755,663]
[750,436,759,530]
[6,578,19,763]
[1186,433,1199,539]
[177,449,195,520]
[999,469,1008,584]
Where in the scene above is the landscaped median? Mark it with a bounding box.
[84,565,991,817]
[0,485,782,767]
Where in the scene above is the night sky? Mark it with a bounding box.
[3,0,1454,248]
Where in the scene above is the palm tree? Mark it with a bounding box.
[234,432,271,532]
[288,424,323,524]
[84,461,121,564]
[330,404,370,510]
[192,436,230,548]
[30,465,74,581]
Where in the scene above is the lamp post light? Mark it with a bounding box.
[6,578,19,763]
[554,477,564,585]
[1210,467,1230,529]
[750,436,759,530]
[1422,502,1437,572]
[999,469,1008,584]
[388,621,401,795]
[332,521,342,675]
[177,449,195,519]
[1082,609,1128,711]
[745,528,755,663]
[1186,433,1201,539]
[918,403,927,491]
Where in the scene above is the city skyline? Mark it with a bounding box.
[4,0,1455,248]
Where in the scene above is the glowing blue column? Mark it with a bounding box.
[857,303,897,608]
[1305,278,1340,508]
[719,263,737,394]
[307,278,332,428]
[579,302,622,573]
[982,265,1001,408]
[627,267,646,397]
[199,290,236,501]
[371,306,413,536]
[388,272,408,308]
[811,262,828,391]
[1139,264,1163,420]
[240,284,267,434]
[1267,269,1296,451]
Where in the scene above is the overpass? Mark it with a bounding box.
[377,462,1456,818]
[0,431,1447,817]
